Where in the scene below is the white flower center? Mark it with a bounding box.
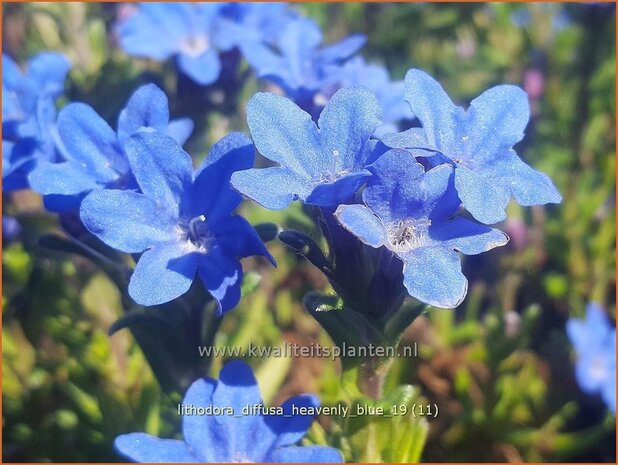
[386,218,431,253]
[180,35,210,57]
[177,215,210,251]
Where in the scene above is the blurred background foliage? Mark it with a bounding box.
[2,2,616,462]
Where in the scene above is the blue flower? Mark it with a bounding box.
[566,303,616,414]
[241,17,366,104]
[28,83,193,212]
[333,57,412,138]
[115,360,343,463]
[217,2,299,50]
[231,87,382,209]
[2,52,70,191]
[335,149,508,308]
[80,131,274,312]
[382,69,562,224]
[116,3,228,85]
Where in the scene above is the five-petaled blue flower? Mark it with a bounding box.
[382,69,562,225]
[116,2,228,85]
[80,131,274,312]
[566,303,616,414]
[241,17,366,104]
[231,87,382,209]
[29,83,193,212]
[2,52,70,191]
[335,149,508,308]
[115,360,344,463]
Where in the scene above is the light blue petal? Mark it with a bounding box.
[2,53,22,91]
[178,49,222,85]
[26,52,70,98]
[80,190,176,253]
[166,117,194,146]
[188,132,253,221]
[114,433,195,463]
[265,394,320,448]
[404,69,463,153]
[269,445,344,463]
[210,360,267,460]
[429,217,509,255]
[239,40,283,76]
[401,247,468,308]
[210,215,275,265]
[317,86,381,170]
[197,247,243,315]
[305,170,371,206]
[454,165,511,225]
[482,149,562,206]
[464,85,529,162]
[124,131,193,216]
[231,166,312,210]
[57,103,125,182]
[247,92,321,178]
[381,127,434,152]
[335,204,385,248]
[129,243,198,306]
[317,34,366,64]
[117,83,170,141]
[182,377,220,462]
[117,3,189,60]
[28,161,97,196]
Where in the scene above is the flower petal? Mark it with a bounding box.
[166,117,194,146]
[80,190,176,253]
[177,49,222,86]
[269,445,344,463]
[429,217,508,255]
[58,103,126,183]
[197,247,243,315]
[114,433,195,463]
[27,52,70,99]
[454,165,511,225]
[401,247,468,308]
[464,85,529,162]
[265,394,321,448]
[189,132,254,221]
[335,204,385,248]
[305,170,371,206]
[209,361,268,461]
[182,377,221,462]
[247,92,322,178]
[231,166,311,210]
[317,34,366,64]
[381,127,434,152]
[29,161,98,196]
[210,215,275,265]
[124,131,193,215]
[129,243,198,306]
[404,69,463,153]
[117,83,170,141]
[317,87,381,170]
[482,149,562,207]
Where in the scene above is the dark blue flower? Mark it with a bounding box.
[382,69,562,224]
[240,17,365,104]
[80,131,274,312]
[116,2,229,85]
[567,303,616,414]
[231,87,382,209]
[335,149,508,308]
[28,83,193,211]
[115,361,343,463]
[2,52,70,191]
